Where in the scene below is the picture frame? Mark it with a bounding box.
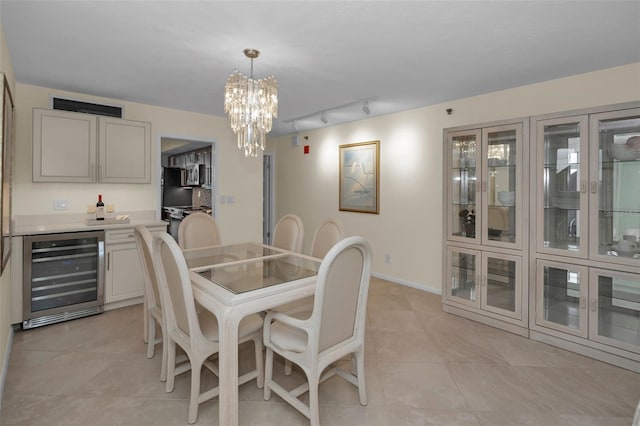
[1,73,14,273]
[339,140,379,214]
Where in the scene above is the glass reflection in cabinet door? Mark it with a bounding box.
[448,249,478,305]
[593,111,640,262]
[539,120,587,254]
[590,270,640,351]
[484,256,517,314]
[485,128,518,244]
[536,261,588,337]
[450,133,478,240]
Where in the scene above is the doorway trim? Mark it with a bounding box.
[263,152,275,244]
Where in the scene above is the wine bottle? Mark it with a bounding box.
[96,194,105,221]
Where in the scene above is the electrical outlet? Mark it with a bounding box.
[384,253,391,264]
[54,199,68,210]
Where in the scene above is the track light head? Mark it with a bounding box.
[362,101,371,115]
[320,113,328,124]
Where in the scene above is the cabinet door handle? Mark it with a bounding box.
[482,181,487,192]
[580,297,586,309]
[589,298,597,312]
[107,252,110,270]
[590,181,597,194]
[580,180,587,193]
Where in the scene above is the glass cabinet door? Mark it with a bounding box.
[589,268,640,353]
[590,108,640,265]
[481,252,522,319]
[482,124,522,249]
[535,260,589,337]
[446,246,480,308]
[536,116,589,258]
[447,130,480,243]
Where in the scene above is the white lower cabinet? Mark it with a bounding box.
[105,226,165,304]
[444,246,527,335]
[534,259,640,369]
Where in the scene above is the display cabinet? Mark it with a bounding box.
[530,102,640,372]
[443,117,529,336]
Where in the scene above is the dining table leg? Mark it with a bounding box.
[218,308,242,426]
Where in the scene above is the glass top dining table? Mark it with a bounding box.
[184,242,322,425]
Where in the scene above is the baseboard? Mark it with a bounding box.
[0,325,14,411]
[371,272,442,295]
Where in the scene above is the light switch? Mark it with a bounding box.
[54,199,68,210]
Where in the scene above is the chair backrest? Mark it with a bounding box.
[310,218,345,258]
[178,212,221,250]
[310,236,372,353]
[134,225,161,313]
[152,232,202,344]
[272,214,304,253]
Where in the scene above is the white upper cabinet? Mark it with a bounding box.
[98,117,151,183]
[33,108,151,184]
[33,108,98,182]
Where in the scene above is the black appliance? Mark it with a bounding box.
[162,167,192,207]
[162,167,193,241]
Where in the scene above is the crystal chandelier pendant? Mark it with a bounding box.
[224,49,278,158]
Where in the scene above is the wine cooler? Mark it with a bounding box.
[22,231,105,329]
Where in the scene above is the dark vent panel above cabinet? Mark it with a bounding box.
[52,97,122,118]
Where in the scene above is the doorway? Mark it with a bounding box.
[160,137,217,239]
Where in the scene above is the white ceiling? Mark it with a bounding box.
[2,1,639,137]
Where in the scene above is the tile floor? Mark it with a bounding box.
[2,278,639,425]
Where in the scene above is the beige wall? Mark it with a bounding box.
[0,23,15,399]
[267,62,640,293]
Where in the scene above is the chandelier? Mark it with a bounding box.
[224,48,278,157]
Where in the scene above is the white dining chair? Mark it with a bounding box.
[309,217,345,259]
[263,236,372,426]
[152,232,264,424]
[134,225,168,381]
[272,213,304,253]
[280,217,345,375]
[178,211,221,250]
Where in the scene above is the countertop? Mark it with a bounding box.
[12,210,167,236]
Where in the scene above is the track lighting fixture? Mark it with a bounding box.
[282,96,377,132]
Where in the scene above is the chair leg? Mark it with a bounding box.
[263,347,273,400]
[166,339,176,393]
[308,374,321,426]
[160,329,168,382]
[254,335,264,389]
[143,299,148,343]
[355,350,367,406]
[146,315,155,359]
[188,360,202,424]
